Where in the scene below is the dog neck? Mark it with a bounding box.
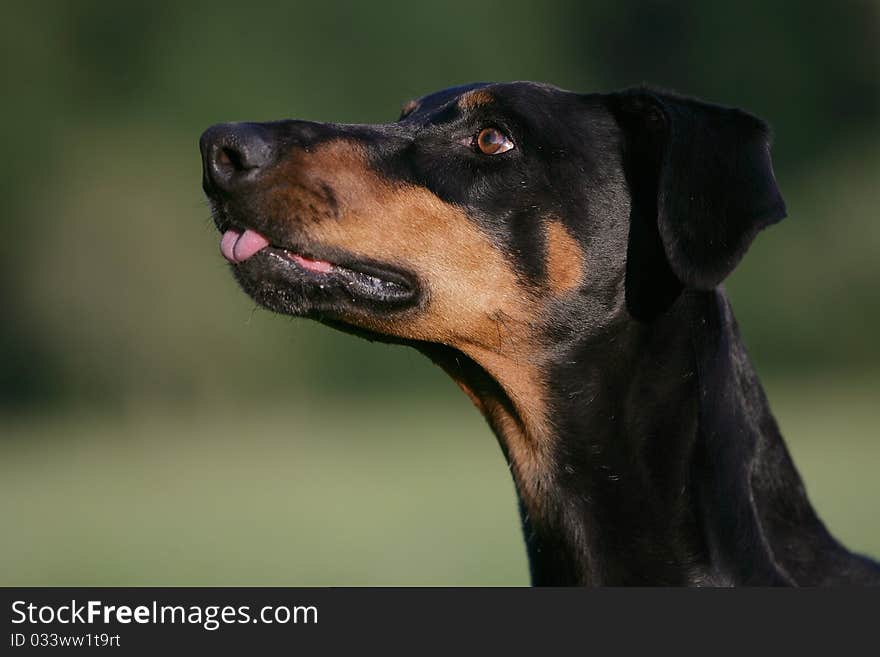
[520,289,712,585]
[424,289,868,585]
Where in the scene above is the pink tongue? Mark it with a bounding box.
[220,229,270,263]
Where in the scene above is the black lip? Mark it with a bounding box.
[237,245,420,314]
[223,232,419,310]
[320,254,416,293]
[248,235,418,296]
[264,245,418,302]
[209,200,421,310]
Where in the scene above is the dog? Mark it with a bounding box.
[199,82,880,585]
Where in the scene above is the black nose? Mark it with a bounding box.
[200,123,275,195]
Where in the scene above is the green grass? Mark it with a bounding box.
[1,376,878,585]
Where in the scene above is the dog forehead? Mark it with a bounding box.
[403,82,491,115]
[401,81,569,120]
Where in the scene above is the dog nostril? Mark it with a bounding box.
[217,146,246,172]
[206,143,258,193]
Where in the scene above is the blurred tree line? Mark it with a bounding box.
[1,0,878,409]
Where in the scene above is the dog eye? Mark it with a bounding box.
[475,127,514,155]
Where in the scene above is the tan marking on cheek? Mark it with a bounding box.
[545,220,584,293]
[276,141,534,352]
[458,90,494,110]
[268,139,554,511]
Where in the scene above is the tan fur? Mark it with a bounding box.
[444,361,553,514]
[545,220,584,293]
[266,139,555,514]
[457,90,494,110]
[399,99,420,118]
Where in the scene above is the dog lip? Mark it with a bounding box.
[259,245,420,307]
[323,255,417,293]
[279,248,419,295]
[214,216,419,304]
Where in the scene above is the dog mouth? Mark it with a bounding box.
[219,227,418,309]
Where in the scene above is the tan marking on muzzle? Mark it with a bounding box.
[264,138,553,513]
[544,220,584,293]
[267,140,529,350]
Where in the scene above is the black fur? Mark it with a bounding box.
[200,82,880,586]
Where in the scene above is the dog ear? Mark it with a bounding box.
[608,88,787,294]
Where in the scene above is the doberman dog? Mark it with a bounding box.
[200,82,880,586]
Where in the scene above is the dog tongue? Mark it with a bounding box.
[220,229,270,263]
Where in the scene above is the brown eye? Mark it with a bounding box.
[476,127,514,155]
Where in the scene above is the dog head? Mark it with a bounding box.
[200,82,785,411]
[201,82,783,346]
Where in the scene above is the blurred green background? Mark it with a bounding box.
[1,1,878,585]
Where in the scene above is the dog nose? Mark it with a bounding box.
[200,123,275,195]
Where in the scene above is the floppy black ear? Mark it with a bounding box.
[608,88,787,293]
